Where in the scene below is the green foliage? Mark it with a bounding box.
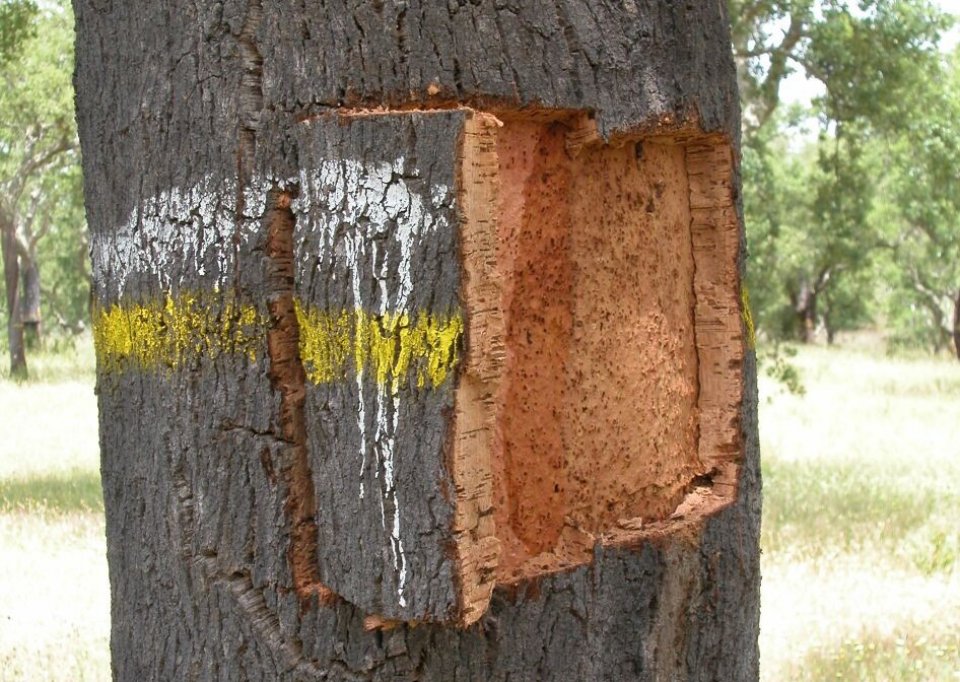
[804,0,950,126]
[871,50,960,355]
[729,0,950,127]
[0,1,88,357]
[758,342,805,395]
[0,0,37,66]
[35,160,90,332]
[737,0,959,355]
[742,114,813,338]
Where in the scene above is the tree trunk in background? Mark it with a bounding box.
[793,281,818,343]
[953,289,960,361]
[19,251,41,346]
[74,1,761,680]
[1,220,27,378]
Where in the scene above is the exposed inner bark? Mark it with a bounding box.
[264,188,334,606]
[453,111,744,601]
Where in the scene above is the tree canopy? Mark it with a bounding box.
[0,0,84,377]
[735,0,960,358]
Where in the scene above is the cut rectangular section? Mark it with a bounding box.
[294,109,744,627]
[452,114,744,604]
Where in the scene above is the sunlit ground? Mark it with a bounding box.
[0,336,958,680]
[759,343,960,680]
[0,338,108,681]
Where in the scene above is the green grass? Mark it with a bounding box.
[0,469,103,513]
[762,456,958,574]
[795,626,960,681]
[2,337,959,680]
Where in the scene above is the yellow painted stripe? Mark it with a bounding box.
[93,293,463,389]
[92,293,263,373]
[295,302,463,389]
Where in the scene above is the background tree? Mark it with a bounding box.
[0,2,82,377]
[873,49,960,357]
[0,0,36,66]
[735,0,953,345]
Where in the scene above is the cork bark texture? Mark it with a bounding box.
[75,0,760,679]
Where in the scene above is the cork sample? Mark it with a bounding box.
[452,111,743,610]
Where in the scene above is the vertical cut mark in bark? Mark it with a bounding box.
[687,143,744,475]
[264,187,333,605]
[451,113,504,625]
[237,0,264,178]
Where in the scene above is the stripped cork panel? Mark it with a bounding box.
[450,112,745,615]
[687,142,745,494]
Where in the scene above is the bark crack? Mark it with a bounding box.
[684,145,703,461]
[238,0,264,172]
[263,185,335,607]
[193,556,350,680]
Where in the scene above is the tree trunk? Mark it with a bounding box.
[20,251,42,346]
[1,220,27,378]
[793,280,818,343]
[74,2,760,680]
[953,289,960,362]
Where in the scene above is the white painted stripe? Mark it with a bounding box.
[92,160,451,610]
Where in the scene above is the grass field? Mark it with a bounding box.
[0,339,108,681]
[759,345,960,680]
[0,337,958,680]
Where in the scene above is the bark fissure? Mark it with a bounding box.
[193,555,339,680]
[237,0,264,177]
[263,186,334,606]
[684,146,704,473]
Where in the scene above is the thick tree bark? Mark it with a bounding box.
[75,1,760,680]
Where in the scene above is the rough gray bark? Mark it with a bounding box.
[75,1,760,680]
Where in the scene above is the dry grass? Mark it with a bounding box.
[0,338,108,682]
[0,513,109,681]
[759,344,960,681]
